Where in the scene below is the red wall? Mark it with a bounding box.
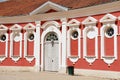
[0,11,120,72]
[67,11,120,72]
[71,39,78,56]
[0,23,35,66]
[0,42,6,55]
[87,38,95,56]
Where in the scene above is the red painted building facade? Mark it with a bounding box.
[0,0,120,78]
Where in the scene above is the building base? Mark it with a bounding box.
[0,66,36,72]
[75,69,120,79]
[58,67,67,74]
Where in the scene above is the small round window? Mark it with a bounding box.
[105,27,114,38]
[0,34,6,41]
[28,33,34,41]
[71,31,78,39]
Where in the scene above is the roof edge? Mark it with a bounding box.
[29,1,68,15]
[0,1,120,24]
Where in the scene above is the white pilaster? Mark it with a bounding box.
[60,18,67,73]
[35,21,41,72]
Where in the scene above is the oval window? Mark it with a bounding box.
[28,33,34,40]
[71,31,78,39]
[14,33,20,42]
[105,27,114,38]
[0,34,6,41]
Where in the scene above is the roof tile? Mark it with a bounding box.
[0,0,118,16]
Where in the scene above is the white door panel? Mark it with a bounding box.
[44,42,59,71]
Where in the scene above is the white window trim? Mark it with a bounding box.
[100,14,117,66]
[41,21,60,29]
[41,21,61,71]
[83,26,98,65]
[24,23,36,63]
[67,19,81,64]
[10,24,22,62]
[100,23,117,66]
[67,19,80,27]
[67,27,81,64]
[0,25,8,62]
[82,16,98,65]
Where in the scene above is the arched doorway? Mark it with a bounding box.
[44,32,59,71]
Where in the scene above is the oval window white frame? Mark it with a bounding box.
[87,28,97,39]
[104,26,114,38]
[71,29,79,40]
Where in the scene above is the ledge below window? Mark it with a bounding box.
[84,56,97,65]
[68,55,79,64]
[0,55,6,62]
[102,56,115,59]
[25,55,34,63]
[11,56,21,62]
[102,56,116,66]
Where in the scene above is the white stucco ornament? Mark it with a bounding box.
[14,36,20,42]
[87,30,97,39]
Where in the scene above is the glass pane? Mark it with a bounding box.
[46,33,58,41]
[72,31,78,38]
[106,27,114,36]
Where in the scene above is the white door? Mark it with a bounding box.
[44,33,59,71]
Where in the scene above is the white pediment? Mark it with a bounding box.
[67,19,80,27]
[100,14,117,23]
[24,23,35,30]
[10,24,22,30]
[0,25,8,30]
[82,16,97,25]
[30,1,68,15]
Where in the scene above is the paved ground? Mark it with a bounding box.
[0,71,113,80]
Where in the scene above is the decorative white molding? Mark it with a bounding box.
[82,16,97,26]
[41,21,60,29]
[67,21,81,64]
[61,18,67,70]
[34,21,41,71]
[82,17,98,65]
[24,23,36,63]
[100,14,117,23]
[10,24,22,31]
[100,14,117,66]
[0,25,8,62]
[68,56,79,64]
[41,21,61,71]
[30,1,68,15]
[0,25,8,31]
[24,23,35,30]
[67,19,80,27]
[100,24,117,66]
[10,24,22,62]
